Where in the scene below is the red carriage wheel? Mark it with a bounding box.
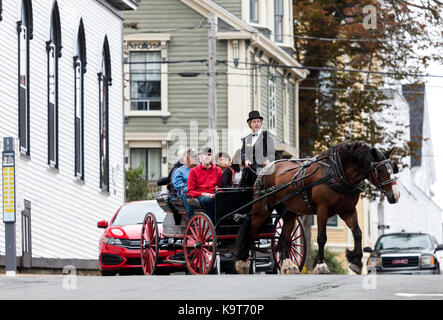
[184,214,217,275]
[273,215,306,271]
[140,212,159,275]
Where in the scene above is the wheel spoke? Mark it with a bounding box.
[189,224,199,241]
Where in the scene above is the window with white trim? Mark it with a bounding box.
[274,0,284,43]
[130,51,161,111]
[47,1,61,169]
[268,71,276,132]
[18,0,33,156]
[283,77,290,143]
[130,148,161,182]
[250,0,259,23]
[99,36,111,193]
[74,19,86,180]
[124,37,170,116]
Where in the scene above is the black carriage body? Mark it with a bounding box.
[215,188,274,237]
[158,188,274,239]
[149,185,306,274]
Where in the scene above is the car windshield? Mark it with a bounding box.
[375,234,433,251]
[112,201,166,226]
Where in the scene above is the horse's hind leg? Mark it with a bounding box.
[278,211,300,274]
[235,207,272,274]
[341,210,362,274]
[234,216,253,274]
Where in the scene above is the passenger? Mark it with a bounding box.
[220,149,244,188]
[167,153,185,225]
[171,148,198,218]
[167,158,184,198]
[187,146,223,222]
[216,151,231,172]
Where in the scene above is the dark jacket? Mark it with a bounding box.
[241,130,275,166]
[220,166,245,188]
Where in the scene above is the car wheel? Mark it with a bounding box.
[101,270,118,276]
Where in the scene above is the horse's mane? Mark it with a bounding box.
[335,141,373,171]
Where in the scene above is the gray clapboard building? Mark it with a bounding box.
[123,0,308,180]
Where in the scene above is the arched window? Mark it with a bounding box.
[74,18,86,180]
[47,0,62,168]
[18,0,33,156]
[98,36,111,192]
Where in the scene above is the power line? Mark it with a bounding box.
[220,59,443,79]
[123,58,443,79]
[291,34,442,43]
[124,19,207,33]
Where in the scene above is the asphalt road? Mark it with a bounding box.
[0,274,442,300]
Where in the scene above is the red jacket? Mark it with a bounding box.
[187,163,222,198]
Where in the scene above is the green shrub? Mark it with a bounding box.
[125,166,160,202]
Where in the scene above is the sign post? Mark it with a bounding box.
[3,137,16,276]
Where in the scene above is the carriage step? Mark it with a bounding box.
[163,259,186,265]
[159,243,183,250]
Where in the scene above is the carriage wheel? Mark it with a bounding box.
[140,212,159,275]
[184,213,217,275]
[273,215,306,271]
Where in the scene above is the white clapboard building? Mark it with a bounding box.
[368,85,442,244]
[0,0,139,271]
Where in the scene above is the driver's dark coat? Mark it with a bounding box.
[240,130,275,187]
[240,130,275,166]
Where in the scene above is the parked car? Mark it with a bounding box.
[97,200,186,276]
[365,232,443,274]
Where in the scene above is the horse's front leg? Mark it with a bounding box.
[235,206,271,274]
[313,207,332,274]
[278,211,300,274]
[340,210,362,274]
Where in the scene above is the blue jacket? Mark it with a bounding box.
[172,165,191,198]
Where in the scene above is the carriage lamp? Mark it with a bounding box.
[421,254,435,266]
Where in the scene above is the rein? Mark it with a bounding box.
[217,143,397,224]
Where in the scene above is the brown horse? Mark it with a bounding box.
[234,141,400,274]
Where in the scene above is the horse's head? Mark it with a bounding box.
[369,148,400,204]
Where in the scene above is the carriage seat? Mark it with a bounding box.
[186,197,204,212]
[155,192,174,213]
[170,197,189,215]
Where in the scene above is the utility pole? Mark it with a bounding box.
[208,14,217,151]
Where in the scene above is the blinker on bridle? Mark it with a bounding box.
[369,158,397,189]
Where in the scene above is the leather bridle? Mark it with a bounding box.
[369,157,397,189]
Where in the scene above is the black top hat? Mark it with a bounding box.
[247,110,263,123]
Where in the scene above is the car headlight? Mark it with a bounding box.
[421,255,435,266]
[104,237,123,246]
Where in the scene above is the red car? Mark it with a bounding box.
[97,200,186,276]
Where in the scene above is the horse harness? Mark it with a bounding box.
[246,145,397,218]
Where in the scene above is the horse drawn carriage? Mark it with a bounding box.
[140,140,400,276]
[140,184,307,275]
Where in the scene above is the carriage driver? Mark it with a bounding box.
[240,110,276,188]
[186,146,223,222]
